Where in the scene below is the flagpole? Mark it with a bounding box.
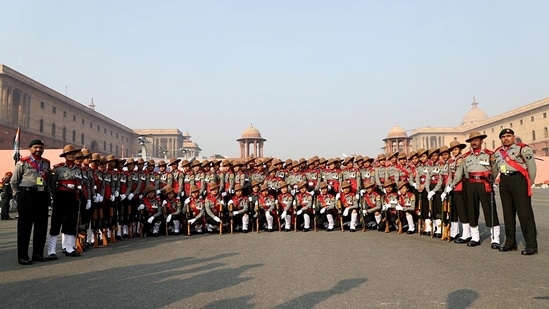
[13,126,21,165]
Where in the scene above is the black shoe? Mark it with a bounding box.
[521,248,538,255]
[422,231,431,236]
[153,233,159,237]
[267,229,273,233]
[406,230,416,235]
[350,229,356,233]
[467,241,480,247]
[115,235,122,240]
[491,243,501,250]
[499,244,517,252]
[454,237,471,244]
[47,254,58,261]
[61,248,67,254]
[303,228,309,232]
[32,256,49,262]
[435,233,442,239]
[18,258,33,265]
[123,234,129,238]
[65,251,81,257]
[5,217,14,220]
[285,229,291,232]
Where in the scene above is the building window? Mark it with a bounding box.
[97,125,100,132]
[116,133,119,138]
[110,131,113,136]
[491,128,494,133]
[63,111,67,118]
[73,115,76,121]
[544,127,548,139]
[53,107,56,114]
[510,123,513,128]
[39,119,44,133]
[544,112,547,118]
[72,130,76,142]
[520,119,523,125]
[103,141,107,151]
[81,133,85,145]
[52,124,56,137]
[82,119,85,125]
[532,130,536,141]
[116,145,118,155]
[104,128,106,134]
[90,122,93,128]
[492,140,495,149]
[110,143,112,153]
[531,116,535,122]
[40,102,45,109]
[62,127,66,141]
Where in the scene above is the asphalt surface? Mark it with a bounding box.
[0,189,548,309]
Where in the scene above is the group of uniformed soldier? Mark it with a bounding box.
[13,128,538,264]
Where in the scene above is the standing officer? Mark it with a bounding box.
[447,131,500,248]
[1,172,14,220]
[492,128,538,255]
[12,139,52,265]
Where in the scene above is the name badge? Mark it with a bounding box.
[36,176,44,186]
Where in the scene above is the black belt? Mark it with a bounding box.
[20,187,38,192]
[501,171,520,176]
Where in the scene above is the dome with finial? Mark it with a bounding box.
[386,124,408,139]
[241,124,263,139]
[461,96,489,126]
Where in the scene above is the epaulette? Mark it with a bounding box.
[20,156,31,162]
[484,149,494,155]
[516,142,529,148]
[54,162,66,168]
[462,150,472,157]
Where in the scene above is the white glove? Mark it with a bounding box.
[427,191,435,200]
[213,216,221,223]
[290,189,296,195]
[188,218,196,225]
[320,208,326,214]
[328,185,332,191]
[308,182,314,186]
[128,193,134,200]
[362,209,368,215]
[110,195,115,202]
[180,192,185,197]
[343,208,349,216]
[382,204,390,211]
[114,191,119,197]
[441,192,447,201]
[138,204,145,211]
[412,183,418,189]
[248,196,253,202]
[232,211,239,216]
[229,189,235,194]
[382,188,387,194]
[166,214,172,222]
[139,194,143,199]
[86,199,91,210]
[335,193,341,200]
[162,200,168,206]
[360,189,366,195]
[120,194,126,201]
[156,190,161,195]
[396,205,404,211]
[445,185,453,193]
[308,191,315,196]
[96,194,103,203]
[221,192,227,197]
[66,184,75,189]
[281,211,287,218]
[297,209,303,215]
[147,216,154,224]
[184,198,190,205]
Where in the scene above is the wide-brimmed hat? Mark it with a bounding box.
[147,159,155,166]
[341,181,352,190]
[251,180,261,188]
[246,157,256,165]
[157,160,167,167]
[209,182,220,191]
[136,158,145,165]
[125,158,136,166]
[397,181,409,190]
[117,158,126,165]
[267,166,277,174]
[298,181,307,190]
[387,152,398,160]
[168,157,181,166]
[383,181,395,188]
[363,182,375,189]
[354,155,363,163]
[449,141,466,150]
[221,159,231,167]
[377,153,386,161]
[190,185,199,193]
[91,153,101,162]
[318,182,328,190]
[144,185,156,194]
[201,160,210,167]
[180,159,190,167]
[407,151,418,160]
[164,185,174,194]
[106,154,117,162]
[428,148,439,158]
[278,181,287,188]
[363,156,374,163]
[81,148,92,158]
[75,151,84,159]
[465,131,487,143]
[260,184,269,192]
[343,157,354,165]
[326,158,337,166]
[438,146,450,154]
[417,149,428,157]
[234,184,243,192]
[397,152,408,160]
[60,144,81,157]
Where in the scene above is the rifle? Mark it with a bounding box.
[255,200,260,233]
[337,200,344,232]
[186,202,191,236]
[219,201,224,235]
[312,193,317,232]
[228,201,234,234]
[429,199,434,238]
[75,197,85,254]
[417,197,423,235]
[276,200,281,232]
[383,208,390,233]
[293,199,297,232]
[397,209,403,234]
[441,196,451,241]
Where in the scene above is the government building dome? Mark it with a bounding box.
[240,124,263,139]
[386,124,408,139]
[461,97,489,126]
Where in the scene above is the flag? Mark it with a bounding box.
[12,126,20,163]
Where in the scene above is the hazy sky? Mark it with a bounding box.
[2,1,548,159]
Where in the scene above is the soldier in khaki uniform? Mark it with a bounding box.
[337,181,360,232]
[447,131,500,248]
[492,128,538,255]
[360,181,382,230]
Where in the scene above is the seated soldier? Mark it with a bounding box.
[360,182,382,230]
[184,185,206,235]
[397,181,417,234]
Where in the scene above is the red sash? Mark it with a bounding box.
[499,147,532,196]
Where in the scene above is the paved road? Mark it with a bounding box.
[0,189,548,308]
